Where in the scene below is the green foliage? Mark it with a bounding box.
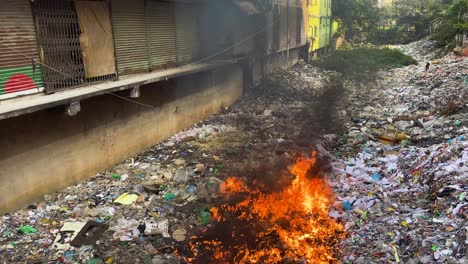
[332,0,380,42]
[333,0,458,45]
[432,24,459,46]
[454,22,468,30]
[369,27,407,45]
[431,0,468,46]
[333,18,346,38]
[315,48,418,80]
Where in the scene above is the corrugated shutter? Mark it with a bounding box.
[0,0,43,95]
[297,2,305,46]
[288,4,297,49]
[272,5,280,52]
[279,5,288,51]
[0,0,39,69]
[175,3,201,64]
[111,0,149,75]
[147,0,177,70]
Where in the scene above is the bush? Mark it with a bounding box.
[315,48,418,80]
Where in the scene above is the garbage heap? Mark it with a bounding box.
[0,39,466,263]
[332,41,467,263]
[0,63,340,263]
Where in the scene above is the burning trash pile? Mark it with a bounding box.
[330,40,467,263]
[189,152,346,263]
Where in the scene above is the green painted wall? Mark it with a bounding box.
[307,0,332,52]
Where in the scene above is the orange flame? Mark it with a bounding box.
[220,177,249,193]
[195,152,346,263]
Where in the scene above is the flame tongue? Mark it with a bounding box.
[193,153,346,263]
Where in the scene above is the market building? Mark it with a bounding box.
[0,0,307,213]
[304,0,334,55]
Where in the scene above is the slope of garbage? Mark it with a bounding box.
[0,39,466,264]
[334,41,467,263]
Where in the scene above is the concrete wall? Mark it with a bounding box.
[253,45,303,82]
[0,64,243,214]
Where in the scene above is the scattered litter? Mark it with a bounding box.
[143,183,164,194]
[335,38,467,263]
[199,209,211,225]
[114,193,139,205]
[70,220,109,247]
[19,225,37,234]
[342,201,353,211]
[52,221,86,250]
[144,219,169,238]
[163,192,175,201]
[120,174,129,181]
[172,229,187,242]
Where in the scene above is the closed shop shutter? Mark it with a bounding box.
[147,0,177,70]
[0,0,43,96]
[288,4,297,49]
[279,5,288,51]
[111,0,149,75]
[175,3,201,64]
[296,2,303,46]
[272,5,280,52]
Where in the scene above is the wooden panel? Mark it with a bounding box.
[75,0,116,78]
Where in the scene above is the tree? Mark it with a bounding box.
[432,0,468,47]
[333,0,456,44]
[394,0,451,40]
[332,0,380,42]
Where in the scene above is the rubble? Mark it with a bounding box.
[0,38,466,263]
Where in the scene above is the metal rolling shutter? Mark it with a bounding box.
[111,0,149,75]
[175,3,201,64]
[296,2,303,46]
[279,5,288,51]
[272,5,280,52]
[0,0,43,95]
[288,4,297,49]
[147,0,177,70]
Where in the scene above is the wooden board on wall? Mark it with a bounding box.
[75,0,116,78]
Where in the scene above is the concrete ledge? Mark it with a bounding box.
[0,61,235,120]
